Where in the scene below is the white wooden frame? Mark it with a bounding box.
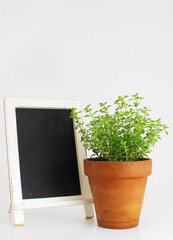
[4,98,94,226]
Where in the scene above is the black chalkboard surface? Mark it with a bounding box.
[15,108,81,199]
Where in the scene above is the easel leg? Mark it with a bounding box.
[84,202,94,219]
[12,209,24,226]
[8,202,12,214]
[8,202,24,226]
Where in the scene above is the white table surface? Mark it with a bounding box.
[0,196,172,240]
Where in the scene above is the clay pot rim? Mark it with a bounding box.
[84,158,152,178]
[84,157,152,163]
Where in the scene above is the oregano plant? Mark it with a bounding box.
[70,94,168,161]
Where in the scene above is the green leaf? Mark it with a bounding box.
[71,94,169,162]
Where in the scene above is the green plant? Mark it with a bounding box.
[70,94,168,161]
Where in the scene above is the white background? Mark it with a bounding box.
[0,0,173,239]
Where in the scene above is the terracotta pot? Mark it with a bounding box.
[84,158,152,229]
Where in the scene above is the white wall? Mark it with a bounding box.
[0,0,173,214]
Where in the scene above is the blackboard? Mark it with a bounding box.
[15,108,81,199]
[4,98,93,225]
